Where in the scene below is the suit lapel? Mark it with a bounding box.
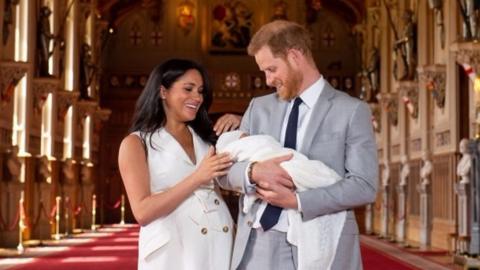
[300,82,336,154]
[270,96,289,141]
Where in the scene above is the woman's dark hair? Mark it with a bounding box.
[129,59,216,146]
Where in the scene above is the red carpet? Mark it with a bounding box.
[9,225,139,270]
[2,227,433,269]
[361,244,421,270]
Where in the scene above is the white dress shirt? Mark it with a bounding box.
[246,76,325,232]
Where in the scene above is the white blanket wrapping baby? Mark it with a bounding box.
[216,130,347,270]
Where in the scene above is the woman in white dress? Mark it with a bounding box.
[118,59,234,270]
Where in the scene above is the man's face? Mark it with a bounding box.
[254,46,302,100]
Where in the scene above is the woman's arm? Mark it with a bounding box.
[118,134,231,226]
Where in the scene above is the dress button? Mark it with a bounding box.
[214,199,220,205]
[223,226,229,233]
[201,228,208,234]
[247,221,253,227]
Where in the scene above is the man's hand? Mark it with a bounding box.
[213,114,242,135]
[251,154,297,209]
[256,184,298,209]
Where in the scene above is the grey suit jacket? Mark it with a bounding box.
[218,82,378,270]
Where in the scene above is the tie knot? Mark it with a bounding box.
[293,97,302,108]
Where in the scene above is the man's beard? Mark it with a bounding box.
[276,67,302,101]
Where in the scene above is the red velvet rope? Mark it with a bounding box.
[104,198,121,210]
[29,202,45,231]
[0,206,7,229]
[7,209,21,231]
[0,204,21,231]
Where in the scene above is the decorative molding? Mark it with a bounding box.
[451,42,480,72]
[0,62,29,106]
[370,103,381,133]
[32,78,60,114]
[435,130,451,147]
[76,100,98,119]
[94,108,111,122]
[383,93,399,127]
[57,90,80,121]
[418,64,446,109]
[410,138,422,153]
[397,81,418,119]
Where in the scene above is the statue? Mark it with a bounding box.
[37,6,55,77]
[79,43,96,99]
[382,159,390,187]
[80,161,93,184]
[394,9,417,80]
[366,47,380,94]
[399,155,410,186]
[36,155,51,183]
[457,138,472,184]
[420,151,433,186]
[3,145,21,182]
[2,0,20,45]
[459,0,480,40]
[62,158,75,184]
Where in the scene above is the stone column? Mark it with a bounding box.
[380,159,390,238]
[78,161,94,229]
[396,155,409,243]
[0,145,23,247]
[365,203,373,235]
[30,155,53,241]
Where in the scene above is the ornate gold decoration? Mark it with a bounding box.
[451,42,480,74]
[418,64,446,108]
[76,100,98,119]
[177,0,195,34]
[57,90,79,121]
[379,93,399,127]
[32,78,59,115]
[0,62,28,106]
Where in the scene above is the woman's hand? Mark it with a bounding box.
[213,114,242,135]
[192,147,232,185]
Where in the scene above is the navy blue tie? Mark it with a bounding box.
[260,97,302,231]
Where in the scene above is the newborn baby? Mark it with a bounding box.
[216,130,347,270]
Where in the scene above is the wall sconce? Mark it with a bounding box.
[177,0,195,35]
[427,0,445,49]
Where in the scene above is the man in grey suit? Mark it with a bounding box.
[218,20,378,270]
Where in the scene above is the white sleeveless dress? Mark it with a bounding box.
[133,127,233,270]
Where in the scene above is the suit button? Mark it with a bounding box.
[214,199,220,205]
[201,228,208,235]
[247,221,253,227]
[223,226,229,233]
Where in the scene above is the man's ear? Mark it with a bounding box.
[287,48,302,67]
